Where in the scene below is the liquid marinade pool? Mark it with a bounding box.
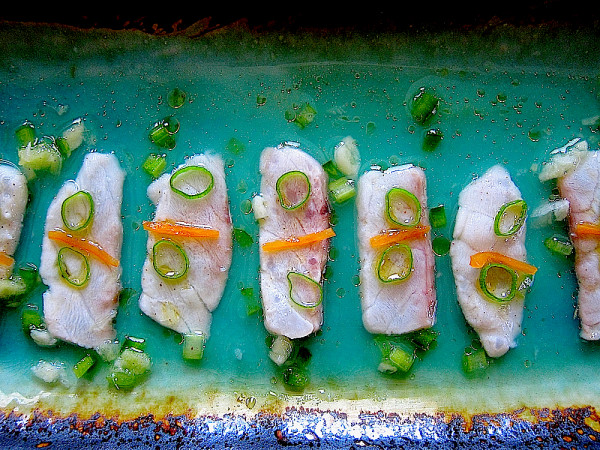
[0,21,598,418]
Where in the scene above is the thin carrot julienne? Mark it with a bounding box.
[572,222,600,237]
[470,251,537,275]
[0,251,14,267]
[369,225,430,249]
[143,220,220,239]
[262,227,335,252]
[48,229,119,268]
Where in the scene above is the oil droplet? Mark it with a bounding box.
[528,128,542,142]
[336,287,345,298]
[352,274,361,286]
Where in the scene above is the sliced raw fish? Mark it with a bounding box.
[450,164,531,358]
[553,146,600,340]
[0,162,28,279]
[40,152,125,349]
[356,165,436,335]
[258,144,331,339]
[138,153,233,338]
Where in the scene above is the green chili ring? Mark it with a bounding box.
[57,247,90,287]
[479,262,518,303]
[376,243,414,283]
[287,271,323,308]
[152,239,189,280]
[494,199,528,237]
[385,187,421,227]
[61,190,94,232]
[276,171,311,210]
[169,166,214,200]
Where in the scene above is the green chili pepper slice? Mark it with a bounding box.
[57,247,90,287]
[479,262,518,303]
[152,239,189,280]
[376,243,413,283]
[494,199,528,237]
[61,191,94,232]
[276,171,311,210]
[169,166,214,200]
[385,187,421,227]
[287,271,323,308]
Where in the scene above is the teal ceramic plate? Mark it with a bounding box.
[0,12,599,447]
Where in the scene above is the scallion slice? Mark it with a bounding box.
[287,272,323,309]
[169,166,214,200]
[182,332,206,361]
[385,187,421,227]
[57,247,90,287]
[268,334,294,366]
[73,354,96,378]
[494,199,528,237]
[376,243,413,283]
[61,190,94,232]
[479,262,517,303]
[276,171,311,210]
[152,239,189,280]
[328,176,356,203]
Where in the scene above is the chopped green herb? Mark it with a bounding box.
[149,117,178,149]
[142,154,167,178]
[240,286,261,316]
[233,228,254,248]
[287,103,317,128]
[432,235,451,256]
[18,136,63,175]
[108,347,151,390]
[429,204,447,228]
[462,346,488,376]
[21,307,44,334]
[283,365,309,389]
[122,335,147,352]
[167,88,186,109]
[322,160,343,179]
[423,128,443,152]
[15,120,36,147]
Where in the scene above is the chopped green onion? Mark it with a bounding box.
[328,176,356,203]
[385,187,421,227]
[108,347,151,390]
[54,136,71,158]
[142,153,167,178]
[57,247,90,287]
[73,354,96,378]
[167,88,187,109]
[411,88,439,125]
[15,120,36,147]
[322,160,343,179]
[333,136,361,177]
[376,243,413,283]
[462,346,488,375]
[21,307,44,334]
[0,277,27,305]
[374,335,416,373]
[149,117,178,149]
[169,166,214,200]
[60,117,85,153]
[18,136,63,175]
[388,343,416,372]
[432,235,451,256]
[276,171,311,210]
[428,204,447,228]
[422,128,443,152]
[544,234,573,256]
[122,335,147,351]
[494,199,528,237]
[287,272,323,309]
[182,332,206,360]
[405,328,439,351]
[269,334,294,366]
[61,190,94,232]
[479,263,517,303]
[152,239,189,280]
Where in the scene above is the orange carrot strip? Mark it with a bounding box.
[572,222,600,238]
[470,251,537,275]
[369,225,431,249]
[0,251,14,267]
[143,220,220,239]
[48,229,119,268]
[262,227,336,252]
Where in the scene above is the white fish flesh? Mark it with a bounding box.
[40,152,125,349]
[0,163,28,279]
[138,154,233,338]
[356,165,436,335]
[554,147,600,340]
[450,164,530,358]
[258,144,331,339]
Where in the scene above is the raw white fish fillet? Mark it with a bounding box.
[450,164,529,358]
[258,144,331,339]
[0,163,28,279]
[40,152,125,349]
[555,148,600,340]
[138,153,233,338]
[356,165,436,335]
